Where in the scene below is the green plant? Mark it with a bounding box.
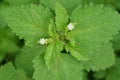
[0,0,120,80]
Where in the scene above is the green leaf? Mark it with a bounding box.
[15,46,45,76]
[0,4,7,28]
[0,54,5,62]
[33,54,83,80]
[112,32,120,51]
[0,27,19,53]
[0,15,7,28]
[55,3,69,31]
[83,72,88,80]
[66,45,89,61]
[48,20,58,38]
[105,58,120,80]
[68,4,120,71]
[4,0,39,6]
[94,58,120,80]
[2,4,52,46]
[94,70,107,79]
[0,62,16,80]
[40,0,82,13]
[80,42,115,71]
[44,41,63,68]
[16,69,32,80]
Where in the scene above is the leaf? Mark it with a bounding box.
[112,32,120,51]
[4,0,39,6]
[0,4,7,28]
[0,27,19,53]
[0,15,7,28]
[48,20,58,38]
[33,54,83,80]
[94,58,120,80]
[44,41,63,68]
[68,4,120,71]
[0,54,5,62]
[94,70,107,79]
[66,45,89,61]
[0,62,16,80]
[83,72,88,80]
[16,69,32,80]
[55,3,69,31]
[15,46,45,76]
[2,4,52,46]
[105,58,120,80]
[80,42,115,71]
[40,0,82,13]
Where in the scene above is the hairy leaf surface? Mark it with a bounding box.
[2,5,52,46]
[55,3,69,31]
[40,0,82,13]
[33,54,83,80]
[68,4,120,71]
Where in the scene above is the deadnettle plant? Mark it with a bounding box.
[1,0,120,80]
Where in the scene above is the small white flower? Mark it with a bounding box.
[67,23,74,30]
[39,38,48,45]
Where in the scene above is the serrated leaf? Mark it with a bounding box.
[33,54,83,80]
[55,3,69,31]
[44,41,63,68]
[2,5,52,46]
[40,0,82,13]
[0,62,16,80]
[66,45,89,61]
[15,46,45,76]
[68,4,120,71]
[80,42,115,71]
[48,20,57,38]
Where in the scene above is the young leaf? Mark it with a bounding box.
[40,0,82,13]
[0,62,16,80]
[44,41,63,68]
[48,20,58,38]
[55,3,69,31]
[66,45,89,61]
[33,54,83,80]
[68,4,120,71]
[2,4,52,46]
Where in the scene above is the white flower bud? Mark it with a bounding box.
[39,38,48,45]
[67,23,74,30]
